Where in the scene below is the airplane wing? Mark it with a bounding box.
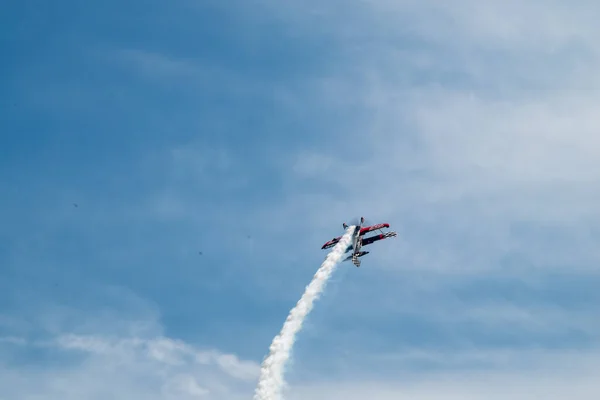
[359,223,390,235]
[321,236,342,249]
[361,231,397,246]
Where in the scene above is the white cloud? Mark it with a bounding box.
[272,1,600,183]
[288,369,600,400]
[53,333,260,382]
[281,0,600,51]
[285,347,600,400]
[0,297,260,400]
[0,332,259,400]
[162,375,210,398]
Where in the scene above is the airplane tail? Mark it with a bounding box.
[344,251,369,267]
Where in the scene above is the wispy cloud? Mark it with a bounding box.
[54,334,259,381]
[0,311,259,400]
[115,49,203,80]
[288,355,600,400]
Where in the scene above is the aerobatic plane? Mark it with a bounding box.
[321,217,397,267]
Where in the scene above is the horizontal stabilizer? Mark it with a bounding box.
[343,251,369,264]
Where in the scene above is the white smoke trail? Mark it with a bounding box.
[253,225,356,400]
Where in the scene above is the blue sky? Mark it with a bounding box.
[2,0,600,399]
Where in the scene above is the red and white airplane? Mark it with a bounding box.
[321,217,397,267]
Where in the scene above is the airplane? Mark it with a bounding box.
[321,217,397,267]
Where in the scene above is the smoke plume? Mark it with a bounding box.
[253,226,356,400]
